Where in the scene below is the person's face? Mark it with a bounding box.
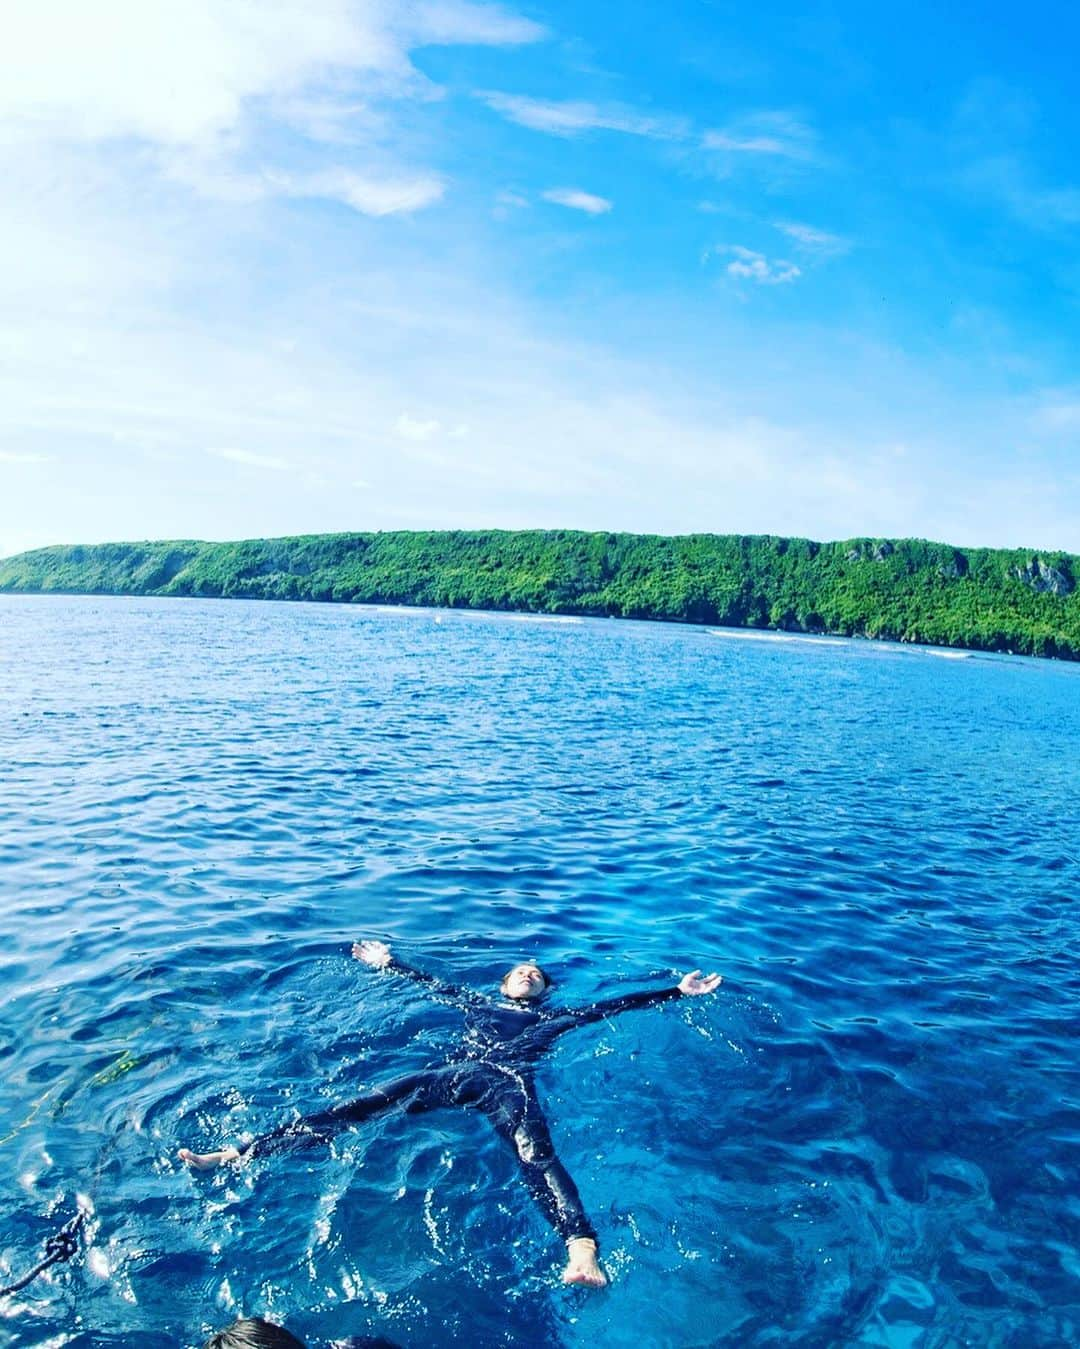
[502,964,546,1000]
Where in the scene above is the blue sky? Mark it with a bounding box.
[2,0,1079,557]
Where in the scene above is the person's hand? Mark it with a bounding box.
[352,939,392,968]
[678,969,722,996]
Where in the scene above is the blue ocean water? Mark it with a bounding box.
[1,594,1078,1348]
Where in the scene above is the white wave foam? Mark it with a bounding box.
[707,628,848,648]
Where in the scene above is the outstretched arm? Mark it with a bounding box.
[351,940,483,1007]
[551,968,722,1035]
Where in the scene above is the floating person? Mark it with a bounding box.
[181,942,722,1289]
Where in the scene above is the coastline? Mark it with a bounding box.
[1,528,1077,662]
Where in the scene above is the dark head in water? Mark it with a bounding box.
[203,1322,402,1349]
[500,963,551,1000]
[203,1318,305,1349]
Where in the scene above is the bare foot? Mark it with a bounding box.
[562,1237,607,1288]
[178,1145,242,1170]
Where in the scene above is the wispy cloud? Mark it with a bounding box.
[542,187,613,215]
[493,188,529,219]
[210,448,290,471]
[948,81,1080,234]
[278,169,445,216]
[962,155,1080,231]
[405,1,546,48]
[161,159,445,215]
[703,112,817,162]
[717,245,800,285]
[478,91,682,139]
[774,221,850,258]
[0,450,49,463]
[395,413,442,441]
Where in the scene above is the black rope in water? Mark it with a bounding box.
[0,1207,86,1297]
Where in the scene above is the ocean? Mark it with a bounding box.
[1,594,1078,1347]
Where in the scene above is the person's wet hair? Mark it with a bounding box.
[203,1318,306,1349]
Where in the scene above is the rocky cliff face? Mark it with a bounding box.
[1014,557,1074,596]
[937,553,968,580]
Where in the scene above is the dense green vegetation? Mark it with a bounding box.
[2,529,1079,659]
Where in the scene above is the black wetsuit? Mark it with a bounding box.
[244,959,683,1248]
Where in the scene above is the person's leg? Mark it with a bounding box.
[179,1071,442,1169]
[481,1081,606,1288]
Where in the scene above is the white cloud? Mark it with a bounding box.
[0,450,49,463]
[719,245,801,285]
[774,221,850,256]
[395,414,442,441]
[281,169,446,216]
[703,112,816,161]
[210,448,290,470]
[0,1,537,225]
[1,3,388,147]
[158,158,445,214]
[478,92,682,139]
[407,1,545,47]
[542,188,613,215]
[705,132,791,155]
[0,2,544,150]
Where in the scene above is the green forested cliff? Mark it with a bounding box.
[1,530,1078,659]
